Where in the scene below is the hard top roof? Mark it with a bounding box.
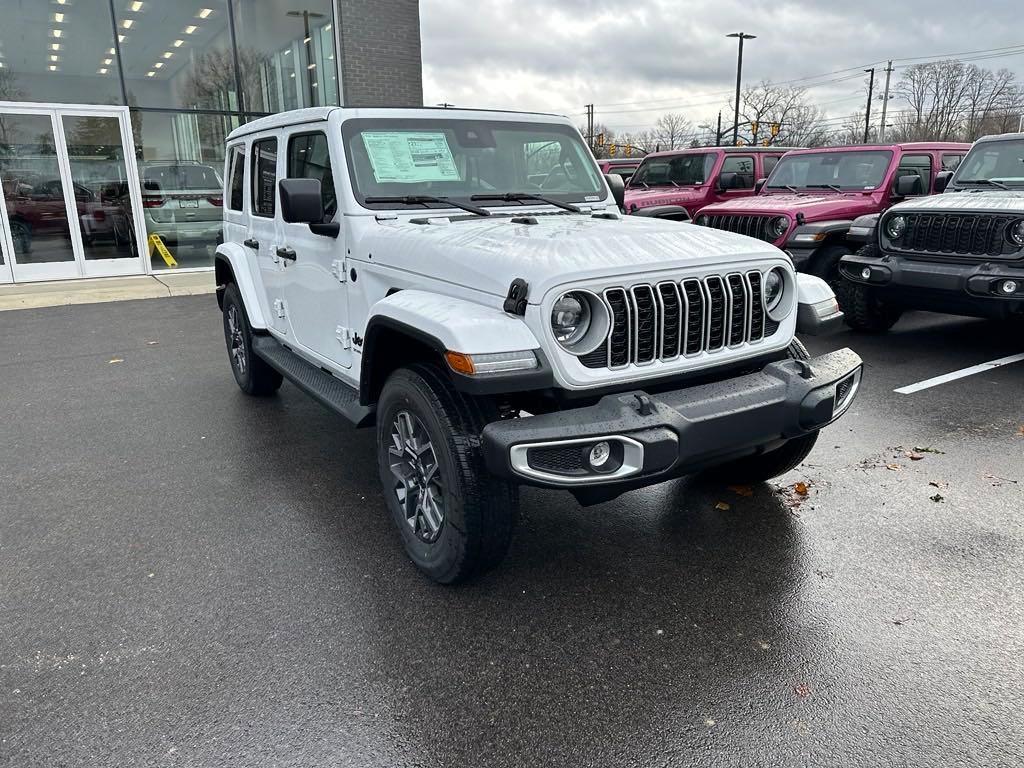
[783,141,970,156]
[974,131,1024,145]
[641,146,798,160]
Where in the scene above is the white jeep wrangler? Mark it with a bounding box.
[214,107,862,583]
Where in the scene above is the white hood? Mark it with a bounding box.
[891,190,1024,214]
[352,212,785,301]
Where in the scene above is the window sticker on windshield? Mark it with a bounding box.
[361,132,459,183]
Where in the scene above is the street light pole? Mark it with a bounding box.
[727,32,756,146]
[287,9,327,107]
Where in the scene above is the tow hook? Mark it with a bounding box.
[794,359,814,379]
[634,394,655,416]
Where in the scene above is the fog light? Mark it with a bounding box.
[589,441,611,468]
[1001,279,1018,294]
[861,267,872,280]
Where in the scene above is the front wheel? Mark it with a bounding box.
[838,245,903,332]
[376,363,518,584]
[222,283,283,396]
[701,339,819,484]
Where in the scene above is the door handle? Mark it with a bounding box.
[276,246,297,261]
[243,238,260,250]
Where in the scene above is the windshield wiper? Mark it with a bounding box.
[957,178,1011,190]
[470,192,582,213]
[806,183,844,193]
[364,195,491,217]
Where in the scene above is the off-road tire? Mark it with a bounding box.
[810,243,853,295]
[222,283,283,396]
[376,363,518,584]
[838,245,904,332]
[701,339,819,484]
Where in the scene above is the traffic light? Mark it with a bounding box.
[770,122,780,137]
[597,133,605,146]
[751,121,759,134]
[625,143,633,157]
[762,139,771,146]
[609,143,617,156]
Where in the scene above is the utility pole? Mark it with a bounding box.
[863,67,875,144]
[727,32,756,146]
[879,61,894,142]
[716,111,722,146]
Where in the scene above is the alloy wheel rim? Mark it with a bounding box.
[227,305,247,376]
[388,410,445,543]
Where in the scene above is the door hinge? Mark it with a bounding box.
[336,326,352,349]
[330,259,347,283]
[273,299,286,318]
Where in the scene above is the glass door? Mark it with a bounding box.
[0,105,146,282]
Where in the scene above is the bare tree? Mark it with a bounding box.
[652,113,692,150]
[726,81,828,147]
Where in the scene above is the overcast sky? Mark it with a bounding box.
[420,0,1024,135]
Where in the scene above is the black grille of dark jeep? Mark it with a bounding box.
[699,214,779,243]
[895,212,1022,258]
[582,271,777,370]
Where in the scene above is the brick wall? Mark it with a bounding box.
[338,0,423,107]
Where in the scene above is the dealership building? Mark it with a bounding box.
[0,0,422,284]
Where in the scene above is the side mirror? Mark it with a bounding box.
[279,178,324,223]
[604,173,625,210]
[934,170,953,193]
[893,174,922,197]
[754,177,767,193]
[716,171,738,193]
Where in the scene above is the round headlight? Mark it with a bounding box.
[885,215,907,240]
[696,214,709,227]
[551,292,592,347]
[1008,220,1024,247]
[764,267,786,312]
[769,216,789,239]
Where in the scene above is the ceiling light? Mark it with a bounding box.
[162,51,173,58]
[173,39,184,47]
[307,63,316,69]
[121,19,133,28]
[51,29,62,38]
[103,58,113,65]
[197,8,213,18]
[98,67,108,74]
[154,62,163,68]
[130,1,143,10]
[50,54,60,62]
[56,0,66,4]
[54,12,65,22]
[49,65,58,71]
[184,25,197,34]
[146,71,155,77]
[119,34,126,42]
[108,48,115,55]
[51,43,60,50]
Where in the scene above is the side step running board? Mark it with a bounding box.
[252,334,374,427]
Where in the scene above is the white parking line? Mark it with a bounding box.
[894,352,1024,395]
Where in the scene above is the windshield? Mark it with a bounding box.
[953,139,1024,186]
[342,118,604,209]
[766,150,893,190]
[629,153,714,187]
[143,164,221,191]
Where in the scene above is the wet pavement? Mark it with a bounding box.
[1,296,1022,767]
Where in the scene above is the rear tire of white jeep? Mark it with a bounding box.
[838,245,903,332]
[700,339,819,484]
[376,363,518,584]
[222,283,283,397]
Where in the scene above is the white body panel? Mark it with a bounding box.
[888,189,1024,214]
[220,107,828,394]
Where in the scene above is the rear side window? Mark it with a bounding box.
[228,145,245,211]
[896,154,932,195]
[941,154,963,172]
[762,155,781,177]
[251,137,278,217]
[287,132,337,218]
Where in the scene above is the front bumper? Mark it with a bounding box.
[482,348,862,490]
[840,251,1024,314]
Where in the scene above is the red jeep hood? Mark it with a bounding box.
[698,192,880,221]
[624,185,707,209]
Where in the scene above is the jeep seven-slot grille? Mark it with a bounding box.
[896,212,1020,258]
[583,272,775,370]
[701,214,778,243]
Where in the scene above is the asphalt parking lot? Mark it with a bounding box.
[2,295,1023,768]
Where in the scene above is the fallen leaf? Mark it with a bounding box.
[913,446,945,454]
[108,358,124,364]
[714,501,731,511]
[928,481,948,489]
[727,484,754,497]
[906,451,925,461]
[929,493,945,503]
[146,340,160,346]
[886,464,902,471]
[1017,426,1024,438]
[793,481,809,496]
[793,682,811,698]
